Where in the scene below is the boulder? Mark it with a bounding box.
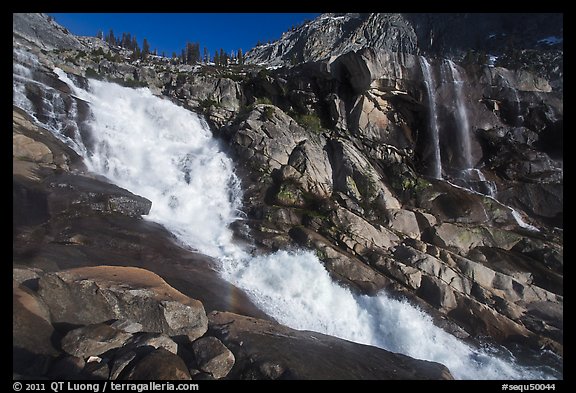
[416,275,457,312]
[123,333,179,355]
[47,355,85,379]
[330,206,399,252]
[82,360,110,380]
[225,105,309,171]
[279,137,333,200]
[428,222,523,255]
[329,138,401,210]
[108,333,179,380]
[13,280,59,376]
[125,348,191,380]
[191,336,235,379]
[60,323,133,358]
[38,266,208,342]
[13,133,53,164]
[13,266,43,290]
[387,209,421,239]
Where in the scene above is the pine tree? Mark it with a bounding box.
[142,38,150,59]
[194,42,201,63]
[185,42,193,64]
[219,48,226,66]
[214,51,220,66]
[96,30,104,40]
[131,36,138,51]
[237,48,244,65]
[131,46,141,61]
[107,29,116,46]
[203,47,209,63]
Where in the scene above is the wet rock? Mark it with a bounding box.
[290,226,392,294]
[46,172,152,218]
[209,311,453,380]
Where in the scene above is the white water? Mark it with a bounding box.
[13,56,558,379]
[462,168,498,198]
[503,79,524,127]
[445,59,473,172]
[418,56,442,179]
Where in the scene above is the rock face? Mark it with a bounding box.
[246,13,419,68]
[13,12,563,379]
[245,13,563,87]
[13,13,86,50]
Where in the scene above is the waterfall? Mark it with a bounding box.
[12,53,559,379]
[504,78,524,127]
[445,59,473,172]
[418,56,442,179]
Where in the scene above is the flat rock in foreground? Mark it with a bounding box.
[208,311,454,380]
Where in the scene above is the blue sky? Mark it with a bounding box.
[48,13,321,58]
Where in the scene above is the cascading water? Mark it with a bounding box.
[445,59,473,173]
[418,56,442,179]
[504,79,524,127]
[13,50,560,379]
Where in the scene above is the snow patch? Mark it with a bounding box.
[538,36,563,45]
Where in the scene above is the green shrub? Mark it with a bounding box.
[109,77,148,88]
[85,67,101,79]
[91,47,105,57]
[255,97,273,105]
[262,106,275,121]
[120,78,148,88]
[293,113,323,133]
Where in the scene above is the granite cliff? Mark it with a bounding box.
[13,13,562,379]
